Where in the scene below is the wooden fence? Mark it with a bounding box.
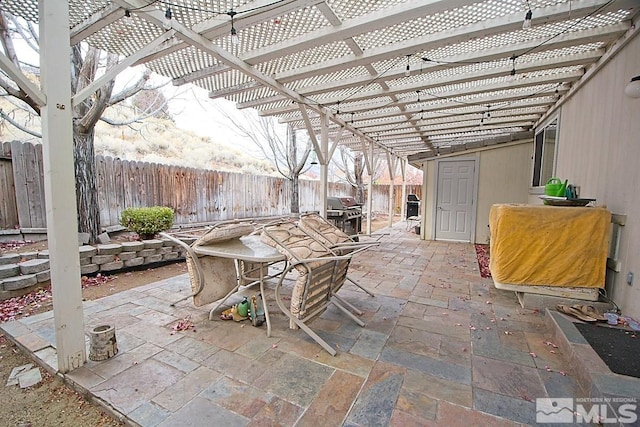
[0,141,420,230]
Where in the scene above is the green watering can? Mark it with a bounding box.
[544,177,567,197]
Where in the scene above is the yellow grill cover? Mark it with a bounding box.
[489,204,610,288]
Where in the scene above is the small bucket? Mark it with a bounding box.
[88,325,118,361]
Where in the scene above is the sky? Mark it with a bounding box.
[112,64,269,158]
[8,22,334,176]
[10,31,273,159]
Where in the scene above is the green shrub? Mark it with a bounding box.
[119,206,174,239]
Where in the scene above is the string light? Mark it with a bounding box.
[509,54,517,79]
[523,9,533,29]
[163,8,172,30]
[227,11,239,45]
[123,9,133,24]
[404,55,411,77]
[416,91,424,120]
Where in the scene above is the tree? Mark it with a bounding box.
[214,106,312,214]
[333,145,385,205]
[0,11,156,243]
[132,88,172,122]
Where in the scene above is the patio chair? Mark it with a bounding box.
[261,221,366,356]
[299,212,383,297]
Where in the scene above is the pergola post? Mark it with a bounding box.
[361,138,373,234]
[319,110,329,217]
[400,158,407,220]
[386,152,397,228]
[40,0,86,372]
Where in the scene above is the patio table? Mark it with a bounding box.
[192,234,286,337]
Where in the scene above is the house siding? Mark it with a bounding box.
[554,33,640,319]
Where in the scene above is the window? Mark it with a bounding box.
[531,116,558,187]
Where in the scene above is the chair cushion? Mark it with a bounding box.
[194,223,255,246]
[260,222,327,262]
[261,222,333,328]
[299,214,350,246]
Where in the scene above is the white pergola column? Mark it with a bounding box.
[40,0,86,372]
[400,158,407,220]
[319,110,329,217]
[364,140,374,235]
[386,152,397,228]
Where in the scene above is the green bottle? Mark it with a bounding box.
[237,297,249,317]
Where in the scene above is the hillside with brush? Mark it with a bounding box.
[0,97,276,175]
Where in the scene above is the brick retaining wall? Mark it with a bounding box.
[0,239,188,297]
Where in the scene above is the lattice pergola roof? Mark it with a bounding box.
[4,0,638,160]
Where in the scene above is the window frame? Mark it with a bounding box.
[531,113,560,190]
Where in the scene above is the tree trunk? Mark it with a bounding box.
[73,129,101,243]
[288,126,300,214]
[354,154,364,204]
[291,176,300,214]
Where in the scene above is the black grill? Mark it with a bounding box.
[326,196,362,233]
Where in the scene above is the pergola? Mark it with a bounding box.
[1,0,637,371]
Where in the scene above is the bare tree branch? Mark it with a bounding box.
[0,109,41,138]
[0,13,21,69]
[109,69,152,106]
[0,11,41,114]
[100,100,171,126]
[79,52,118,131]
[8,14,38,53]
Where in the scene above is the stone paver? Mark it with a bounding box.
[0,222,600,426]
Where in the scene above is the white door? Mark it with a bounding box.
[435,160,475,242]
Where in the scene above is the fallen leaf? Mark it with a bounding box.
[172,315,194,332]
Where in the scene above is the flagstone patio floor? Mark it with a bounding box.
[2,221,637,426]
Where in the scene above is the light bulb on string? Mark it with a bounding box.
[522,9,533,29]
[231,27,239,45]
[624,76,640,98]
[163,8,172,30]
[509,55,517,81]
[227,11,239,46]
[404,55,411,77]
